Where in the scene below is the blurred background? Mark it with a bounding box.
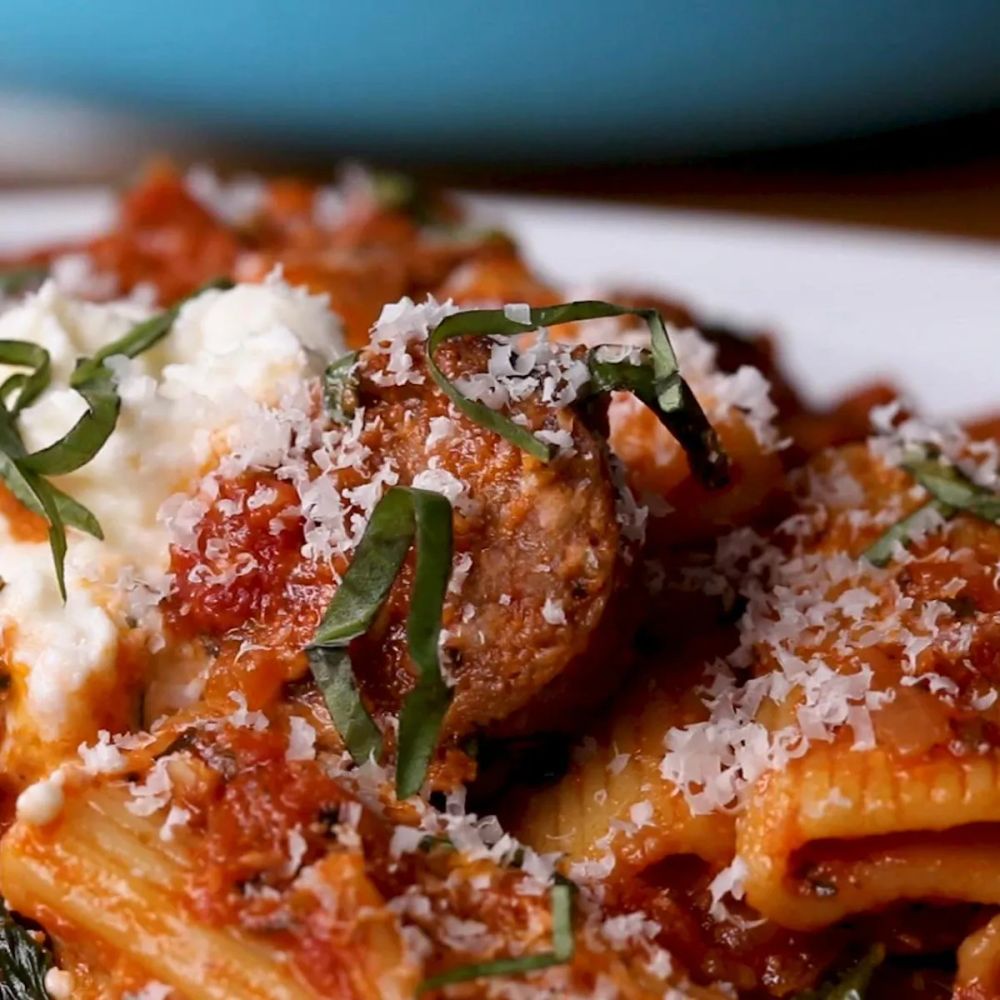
[2,0,1000,240]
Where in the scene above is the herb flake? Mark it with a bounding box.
[0,898,52,1000]
[307,486,454,798]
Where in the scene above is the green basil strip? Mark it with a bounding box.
[70,277,234,387]
[47,482,103,539]
[417,880,574,993]
[395,488,453,799]
[426,301,729,488]
[903,455,1000,522]
[0,406,73,596]
[584,351,656,399]
[307,488,415,764]
[862,499,951,567]
[20,369,120,477]
[426,310,552,462]
[0,897,52,1000]
[322,351,360,424]
[2,460,69,600]
[0,266,48,298]
[307,648,383,765]
[0,341,51,415]
[794,943,884,1000]
[307,486,454,792]
[583,350,729,481]
[864,454,1000,566]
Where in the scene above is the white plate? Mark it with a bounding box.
[3,188,999,418]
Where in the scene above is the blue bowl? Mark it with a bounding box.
[2,0,999,162]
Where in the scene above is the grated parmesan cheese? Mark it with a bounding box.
[286,716,318,761]
[126,758,173,817]
[78,730,127,775]
[541,597,567,625]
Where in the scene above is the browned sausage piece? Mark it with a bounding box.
[344,329,636,752]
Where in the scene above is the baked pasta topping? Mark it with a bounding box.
[0,165,996,1000]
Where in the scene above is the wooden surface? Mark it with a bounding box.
[422,111,1000,244]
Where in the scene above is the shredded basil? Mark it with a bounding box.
[322,351,360,424]
[0,279,231,598]
[864,452,1000,566]
[0,391,79,598]
[862,500,948,567]
[426,301,729,488]
[20,369,120,477]
[903,454,1000,521]
[0,267,48,298]
[0,899,52,1000]
[307,647,383,765]
[395,489,453,798]
[0,342,50,416]
[417,879,574,993]
[795,944,884,1000]
[307,486,453,798]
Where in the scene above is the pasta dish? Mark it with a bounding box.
[0,164,997,999]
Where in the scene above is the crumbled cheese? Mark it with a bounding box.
[283,828,309,878]
[389,824,426,858]
[803,786,852,819]
[425,415,455,449]
[609,456,648,546]
[246,484,279,510]
[78,730,127,775]
[447,552,473,596]
[369,296,459,388]
[502,302,532,325]
[286,716,318,761]
[50,252,117,299]
[629,800,654,829]
[126,758,173,817]
[411,462,476,515]
[541,597,567,625]
[600,912,661,949]
[185,165,265,226]
[16,770,65,826]
[535,426,576,454]
[159,805,191,843]
[227,691,269,731]
[707,856,750,923]
[972,689,999,711]
[568,852,615,882]
[455,332,590,413]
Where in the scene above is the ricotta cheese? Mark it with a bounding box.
[0,275,346,766]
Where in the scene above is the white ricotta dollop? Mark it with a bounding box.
[0,275,346,761]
